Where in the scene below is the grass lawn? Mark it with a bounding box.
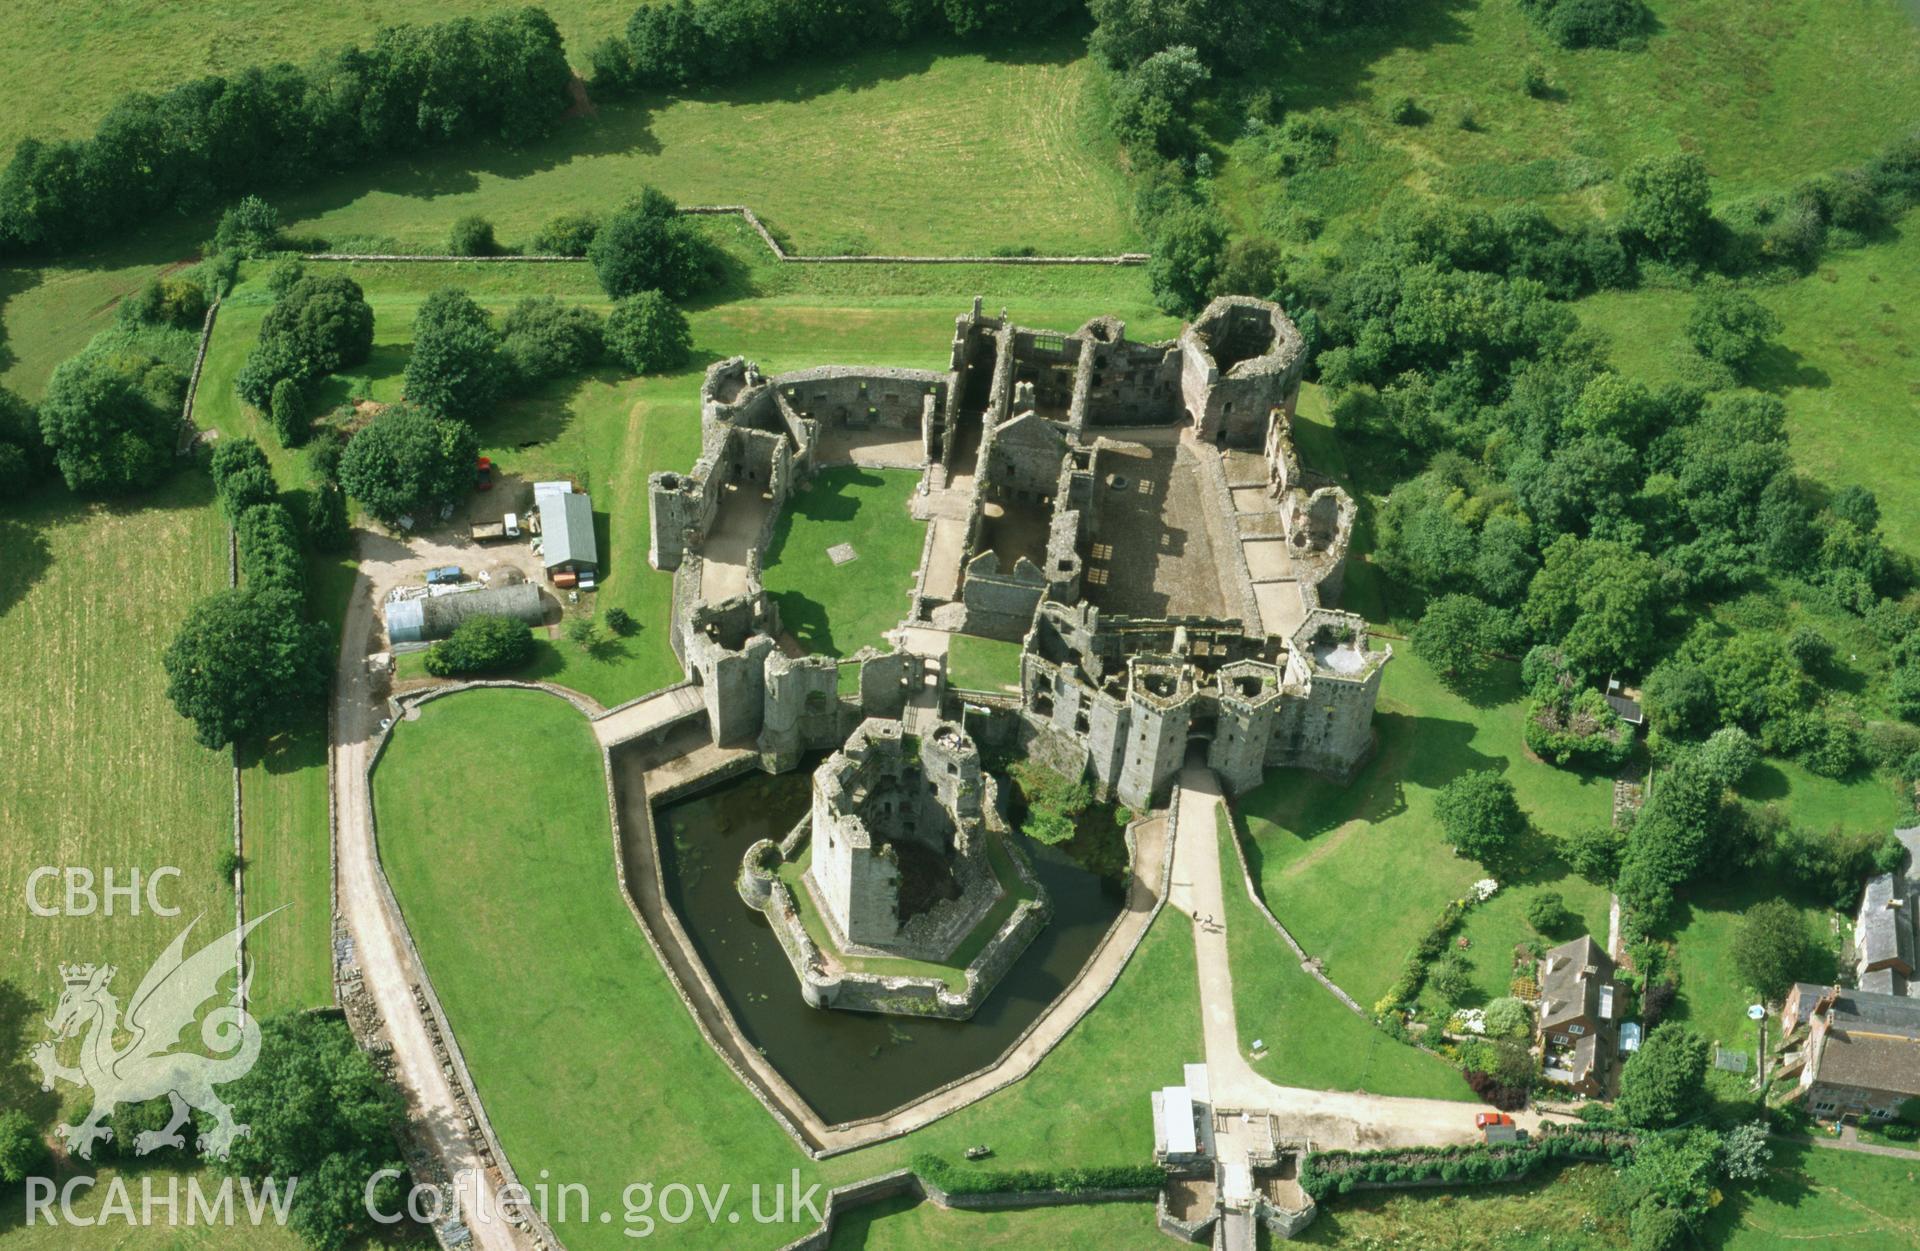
[1437,868,1614,1014]
[1711,1138,1920,1250]
[947,634,1025,694]
[0,34,1133,399]
[1219,811,1473,1100]
[1233,650,1613,1008]
[1577,227,1920,557]
[823,1194,1165,1249]
[1300,1163,1623,1249]
[1216,0,1920,249]
[762,466,925,658]
[0,479,234,1030]
[372,685,1200,1251]
[1665,875,1845,1053]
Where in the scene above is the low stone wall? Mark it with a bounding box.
[304,204,1149,268]
[1217,798,1368,1018]
[1155,1188,1216,1243]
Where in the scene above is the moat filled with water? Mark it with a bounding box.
[652,765,1128,1124]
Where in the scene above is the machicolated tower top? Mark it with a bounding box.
[656,293,1384,861]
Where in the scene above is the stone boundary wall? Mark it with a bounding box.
[176,296,223,453]
[1216,798,1368,1018]
[304,205,1150,267]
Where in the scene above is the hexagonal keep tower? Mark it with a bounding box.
[808,719,999,958]
[739,717,1052,1018]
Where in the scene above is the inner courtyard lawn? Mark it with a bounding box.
[1217,813,1474,1101]
[946,634,1025,693]
[761,466,926,658]
[372,686,1201,1251]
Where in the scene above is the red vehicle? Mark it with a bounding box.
[1475,1112,1514,1130]
[476,456,494,491]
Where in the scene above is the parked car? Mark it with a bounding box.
[1475,1112,1514,1130]
[425,565,462,585]
[476,456,494,491]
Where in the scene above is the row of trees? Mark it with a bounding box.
[164,439,332,749]
[0,9,572,256]
[589,0,1075,97]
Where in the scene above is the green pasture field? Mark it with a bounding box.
[1711,1138,1920,1250]
[1215,0,1920,249]
[761,466,926,658]
[1217,811,1474,1100]
[0,478,234,1023]
[371,685,1200,1251]
[1300,1162,1623,1249]
[1579,227,1920,558]
[0,35,1132,400]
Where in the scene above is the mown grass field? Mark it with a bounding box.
[823,1195,1165,1249]
[371,685,1200,1251]
[1219,812,1473,1100]
[761,466,925,658]
[0,479,234,1024]
[0,35,1133,400]
[1233,649,1613,1008]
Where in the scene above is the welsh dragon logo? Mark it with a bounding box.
[32,911,277,1160]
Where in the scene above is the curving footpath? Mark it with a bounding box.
[330,549,526,1251]
[1168,762,1569,1158]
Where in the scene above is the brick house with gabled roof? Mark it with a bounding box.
[1537,936,1621,1099]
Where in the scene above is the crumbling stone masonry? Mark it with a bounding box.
[649,291,1384,824]
[740,718,1050,1018]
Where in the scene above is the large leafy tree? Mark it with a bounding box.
[403,288,508,421]
[37,351,183,493]
[259,274,374,373]
[338,404,478,522]
[1434,769,1525,864]
[604,290,692,374]
[1523,535,1667,678]
[1617,1022,1709,1128]
[1412,593,1500,686]
[1624,153,1713,262]
[163,589,331,748]
[588,187,713,300]
[207,1013,409,1251]
[1733,899,1810,1001]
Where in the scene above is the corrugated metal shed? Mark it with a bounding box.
[535,482,598,572]
[386,583,546,643]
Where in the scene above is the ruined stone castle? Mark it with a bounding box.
[650,295,1387,815]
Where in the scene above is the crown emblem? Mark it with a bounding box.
[59,963,112,987]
